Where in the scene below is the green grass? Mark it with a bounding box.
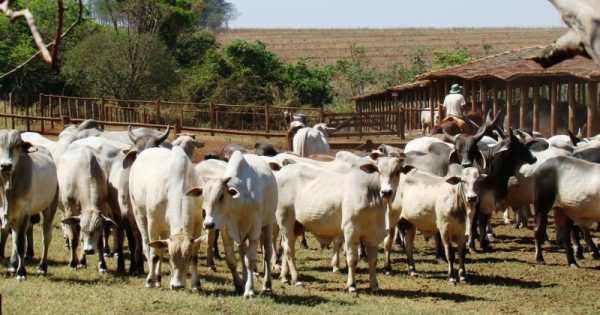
[2,215,600,314]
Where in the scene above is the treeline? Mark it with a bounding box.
[0,0,481,111]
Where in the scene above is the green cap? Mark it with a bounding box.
[449,84,462,94]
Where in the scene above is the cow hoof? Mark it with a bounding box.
[468,247,477,254]
[99,268,107,274]
[281,279,290,285]
[244,290,255,299]
[192,286,201,293]
[77,264,87,269]
[16,275,26,281]
[7,267,16,274]
[436,257,447,264]
[481,246,493,253]
[536,260,546,266]
[459,276,467,283]
[209,265,217,272]
[145,282,154,289]
[261,288,273,295]
[155,282,161,288]
[37,269,47,276]
[504,219,512,225]
[449,278,457,286]
[385,270,392,275]
[371,287,381,294]
[294,281,304,287]
[348,286,357,294]
[569,263,579,269]
[332,267,341,274]
[409,271,418,277]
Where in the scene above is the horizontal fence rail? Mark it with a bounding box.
[0,93,415,139]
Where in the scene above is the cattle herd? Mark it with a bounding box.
[0,115,600,299]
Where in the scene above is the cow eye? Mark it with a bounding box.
[219,194,224,202]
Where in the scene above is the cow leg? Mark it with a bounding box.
[434,232,447,263]
[394,223,405,250]
[114,224,126,274]
[261,224,273,294]
[441,230,456,285]
[280,220,300,285]
[503,208,512,225]
[572,226,584,260]
[11,215,29,280]
[467,207,479,253]
[26,222,34,259]
[271,222,280,273]
[457,236,467,283]
[206,228,217,271]
[478,212,491,252]
[404,223,418,277]
[146,247,163,288]
[383,228,394,274]
[331,235,343,274]
[533,211,548,265]
[98,230,108,273]
[344,238,359,294]
[121,217,139,274]
[561,217,579,268]
[582,228,600,260]
[102,225,112,258]
[38,203,57,276]
[222,231,243,294]
[365,241,380,293]
[299,231,309,249]
[359,241,368,262]
[0,227,9,258]
[213,229,222,260]
[243,238,259,299]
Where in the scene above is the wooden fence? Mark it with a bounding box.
[0,93,406,139]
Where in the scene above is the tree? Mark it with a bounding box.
[61,31,177,100]
[335,44,377,97]
[191,0,237,30]
[282,61,334,106]
[175,29,217,67]
[432,47,474,70]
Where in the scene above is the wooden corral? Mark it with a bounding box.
[353,46,600,137]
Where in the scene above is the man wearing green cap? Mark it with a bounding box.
[443,83,476,132]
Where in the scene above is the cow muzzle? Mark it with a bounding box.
[466,195,478,204]
[461,161,473,167]
[0,163,12,172]
[204,221,215,229]
[380,189,393,199]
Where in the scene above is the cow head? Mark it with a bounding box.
[123,125,170,168]
[186,176,238,230]
[359,157,413,200]
[148,233,203,290]
[313,123,336,139]
[173,134,204,159]
[445,167,486,236]
[0,130,35,228]
[62,211,117,255]
[494,128,538,170]
[444,127,486,168]
[254,142,278,157]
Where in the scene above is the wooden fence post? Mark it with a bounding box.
[398,108,405,140]
[209,103,215,136]
[264,104,270,139]
[551,80,558,135]
[533,82,540,132]
[39,93,44,134]
[520,83,527,129]
[25,102,30,132]
[156,100,161,126]
[9,92,14,129]
[587,81,597,137]
[568,80,575,133]
[319,106,324,123]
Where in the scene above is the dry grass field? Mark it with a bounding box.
[217,28,566,69]
[1,132,600,314]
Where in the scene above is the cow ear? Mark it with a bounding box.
[227,187,240,198]
[493,142,510,157]
[268,162,281,171]
[369,150,382,160]
[479,174,488,180]
[62,216,81,225]
[448,149,459,165]
[22,141,36,153]
[359,163,379,174]
[185,187,203,197]
[148,240,169,249]
[194,140,205,148]
[282,159,296,166]
[445,176,462,185]
[122,151,138,169]
[400,164,415,174]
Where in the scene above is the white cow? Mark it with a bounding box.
[404,137,452,154]
[0,130,58,280]
[421,108,440,135]
[186,151,277,298]
[275,157,406,293]
[172,134,204,159]
[58,145,114,273]
[129,147,204,290]
[399,166,485,283]
[292,123,335,157]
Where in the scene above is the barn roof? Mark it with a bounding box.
[417,46,600,81]
[351,80,431,100]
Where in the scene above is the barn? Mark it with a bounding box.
[353,46,600,137]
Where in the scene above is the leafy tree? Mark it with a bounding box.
[191,0,237,30]
[335,44,377,97]
[482,42,493,56]
[432,47,474,70]
[282,61,334,106]
[175,29,218,66]
[61,31,177,100]
[409,48,428,81]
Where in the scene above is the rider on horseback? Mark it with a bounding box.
[442,84,478,133]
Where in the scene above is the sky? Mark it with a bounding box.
[227,0,565,29]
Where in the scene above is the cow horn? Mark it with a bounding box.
[127,125,137,143]
[157,126,170,144]
[568,129,581,145]
[221,176,232,186]
[442,129,457,144]
[473,125,486,143]
[485,109,493,123]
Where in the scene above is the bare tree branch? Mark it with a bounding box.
[0,0,83,79]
